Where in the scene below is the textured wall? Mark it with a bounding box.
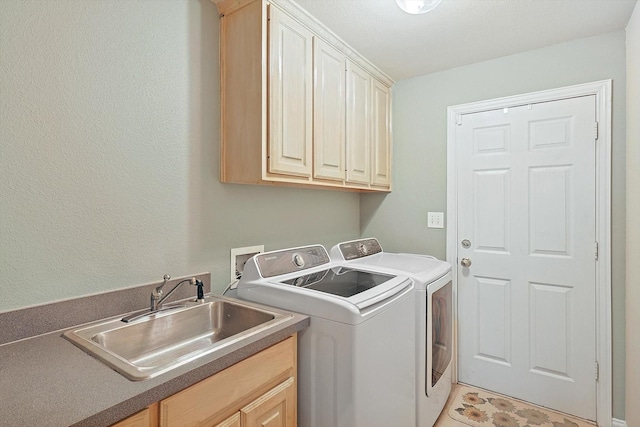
[361,31,627,418]
[626,2,640,426]
[0,0,360,312]
[0,0,633,421]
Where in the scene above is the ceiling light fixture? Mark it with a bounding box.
[395,0,442,14]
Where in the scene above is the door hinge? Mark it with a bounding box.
[456,115,462,126]
[594,121,599,140]
[594,241,599,261]
[595,361,600,381]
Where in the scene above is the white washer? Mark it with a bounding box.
[331,238,453,427]
[237,244,416,427]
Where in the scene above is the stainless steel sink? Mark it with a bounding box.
[63,296,292,381]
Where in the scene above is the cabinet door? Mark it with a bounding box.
[241,377,295,427]
[214,413,240,427]
[313,38,345,181]
[345,60,371,185]
[370,78,391,187]
[268,5,313,178]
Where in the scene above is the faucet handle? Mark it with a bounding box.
[159,274,171,288]
[153,274,171,298]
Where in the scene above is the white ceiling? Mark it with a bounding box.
[294,0,638,81]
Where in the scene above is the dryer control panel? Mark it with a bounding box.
[255,245,330,278]
[338,238,383,260]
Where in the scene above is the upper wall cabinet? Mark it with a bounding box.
[213,0,394,192]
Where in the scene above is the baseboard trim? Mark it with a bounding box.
[612,418,627,427]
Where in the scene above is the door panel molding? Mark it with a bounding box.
[446,80,612,427]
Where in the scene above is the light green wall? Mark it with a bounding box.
[0,0,360,312]
[361,30,627,418]
[0,0,631,420]
[626,1,640,425]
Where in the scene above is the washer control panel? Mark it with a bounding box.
[338,238,383,260]
[256,245,330,278]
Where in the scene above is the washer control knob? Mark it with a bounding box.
[460,258,472,268]
[293,254,305,268]
[358,243,369,256]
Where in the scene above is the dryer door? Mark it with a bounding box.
[426,276,453,396]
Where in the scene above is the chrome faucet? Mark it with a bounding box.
[155,276,198,310]
[122,274,205,323]
[151,274,172,311]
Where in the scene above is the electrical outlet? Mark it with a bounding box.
[427,212,445,229]
[230,245,264,281]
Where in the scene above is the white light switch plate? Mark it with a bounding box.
[427,212,445,229]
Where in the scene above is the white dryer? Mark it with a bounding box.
[331,238,453,427]
[237,244,416,427]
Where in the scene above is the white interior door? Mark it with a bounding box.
[456,95,597,420]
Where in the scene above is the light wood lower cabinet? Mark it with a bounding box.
[112,336,297,427]
[111,403,158,427]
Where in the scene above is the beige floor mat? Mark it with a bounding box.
[446,384,595,427]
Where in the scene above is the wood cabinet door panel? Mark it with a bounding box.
[313,38,345,181]
[214,412,241,427]
[241,377,295,427]
[371,78,391,187]
[346,60,371,185]
[268,5,313,178]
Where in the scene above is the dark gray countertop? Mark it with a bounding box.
[0,306,308,427]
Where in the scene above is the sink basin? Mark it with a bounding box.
[63,296,292,381]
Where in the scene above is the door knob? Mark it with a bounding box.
[461,258,472,267]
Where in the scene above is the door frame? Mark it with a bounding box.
[446,80,612,426]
